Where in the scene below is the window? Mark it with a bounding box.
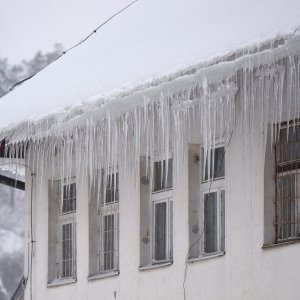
[62,183,76,213]
[153,159,173,192]
[61,223,75,278]
[48,179,77,284]
[188,144,225,259]
[203,190,225,254]
[202,146,225,182]
[201,146,225,255]
[97,172,119,273]
[151,159,173,263]
[275,124,300,242]
[57,182,77,279]
[139,156,173,267]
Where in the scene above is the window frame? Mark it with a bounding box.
[61,182,76,214]
[201,188,225,256]
[151,190,173,263]
[275,124,300,242]
[200,144,225,257]
[201,144,225,183]
[152,158,173,193]
[97,170,120,273]
[151,157,173,264]
[57,178,77,280]
[102,171,119,205]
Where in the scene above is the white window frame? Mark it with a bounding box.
[151,191,173,263]
[201,188,225,256]
[276,170,300,241]
[151,157,173,264]
[200,144,225,257]
[56,179,77,280]
[201,144,225,183]
[97,171,119,273]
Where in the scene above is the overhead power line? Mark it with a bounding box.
[0,0,138,100]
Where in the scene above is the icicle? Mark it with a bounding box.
[2,33,300,201]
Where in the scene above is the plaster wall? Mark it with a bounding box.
[23,107,300,300]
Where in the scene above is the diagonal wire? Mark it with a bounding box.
[0,0,138,100]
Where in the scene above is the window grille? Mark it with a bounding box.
[275,123,300,241]
[98,172,119,272]
[152,158,173,263]
[56,181,76,279]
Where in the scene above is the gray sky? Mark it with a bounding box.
[1,0,300,128]
[0,0,130,63]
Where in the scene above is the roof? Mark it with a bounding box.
[1,0,300,132]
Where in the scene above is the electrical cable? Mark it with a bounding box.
[0,0,138,100]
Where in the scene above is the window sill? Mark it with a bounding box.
[187,251,225,263]
[262,239,300,249]
[152,188,173,194]
[201,176,225,184]
[139,261,173,271]
[87,270,119,281]
[47,277,76,288]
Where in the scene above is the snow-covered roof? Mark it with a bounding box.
[0,158,25,182]
[1,0,300,133]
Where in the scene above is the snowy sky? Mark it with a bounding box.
[1,0,300,129]
[0,0,131,63]
[1,0,300,64]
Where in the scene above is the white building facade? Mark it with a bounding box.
[6,32,298,300]
[0,19,300,300]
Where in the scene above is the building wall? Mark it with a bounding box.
[23,105,300,300]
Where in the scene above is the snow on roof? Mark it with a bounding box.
[1,0,300,132]
[0,158,25,181]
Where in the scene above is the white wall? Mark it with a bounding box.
[23,109,300,300]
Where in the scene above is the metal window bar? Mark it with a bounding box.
[275,123,300,242]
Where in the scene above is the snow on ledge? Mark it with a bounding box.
[1,30,300,143]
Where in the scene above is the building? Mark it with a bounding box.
[1,1,300,299]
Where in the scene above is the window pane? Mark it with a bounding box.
[221,190,225,252]
[105,173,119,204]
[154,202,167,260]
[279,126,300,163]
[214,147,225,178]
[104,214,115,270]
[276,125,300,242]
[279,174,295,239]
[62,183,76,213]
[204,192,218,253]
[169,201,173,260]
[153,159,173,192]
[203,147,225,181]
[62,223,73,278]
